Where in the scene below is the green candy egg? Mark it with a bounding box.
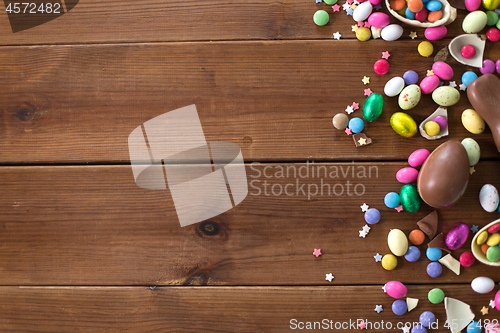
[363,93,384,122]
[463,11,488,33]
[313,10,329,26]
[400,184,421,213]
[324,0,338,4]
[390,112,417,138]
[428,288,445,304]
[487,246,500,262]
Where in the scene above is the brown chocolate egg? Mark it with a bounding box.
[417,140,470,208]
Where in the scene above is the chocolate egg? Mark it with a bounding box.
[400,184,421,212]
[445,222,470,250]
[417,140,470,208]
[363,93,384,121]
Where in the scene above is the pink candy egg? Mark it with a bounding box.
[396,167,419,183]
[497,60,500,74]
[368,12,391,28]
[420,75,440,94]
[445,222,470,250]
[425,25,447,40]
[486,28,500,42]
[495,290,500,311]
[432,61,454,80]
[432,115,447,131]
[408,149,430,167]
[369,0,383,5]
[385,281,407,299]
[488,224,500,233]
[465,0,481,11]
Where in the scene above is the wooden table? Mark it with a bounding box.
[0,0,499,331]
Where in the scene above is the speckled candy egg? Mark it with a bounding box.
[462,109,485,134]
[398,85,421,110]
[485,322,500,333]
[408,149,430,167]
[381,24,404,41]
[388,229,409,256]
[445,222,470,250]
[479,184,500,212]
[471,276,495,294]
[432,86,460,106]
[363,93,384,121]
[384,77,405,97]
[396,167,419,183]
[385,281,408,298]
[461,138,480,166]
[463,11,488,33]
[400,184,421,212]
[391,112,418,138]
[353,1,373,22]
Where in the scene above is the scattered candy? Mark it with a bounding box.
[418,41,434,57]
[359,224,371,238]
[462,109,485,134]
[325,273,334,281]
[348,117,365,133]
[409,31,418,39]
[384,76,405,97]
[313,248,322,257]
[384,192,400,208]
[374,253,383,262]
[313,10,330,26]
[461,138,480,166]
[374,304,384,313]
[353,133,372,147]
[481,306,489,315]
[409,229,425,245]
[424,121,440,136]
[360,203,369,212]
[427,262,442,277]
[398,85,421,110]
[439,254,461,275]
[363,93,384,121]
[419,311,436,328]
[381,24,403,41]
[428,288,445,304]
[446,222,470,250]
[467,321,482,333]
[392,300,407,315]
[333,31,342,40]
[463,11,488,34]
[391,112,418,137]
[426,247,442,261]
[408,149,430,167]
[403,70,419,85]
[460,252,475,267]
[471,276,495,294]
[420,75,440,94]
[432,61,454,80]
[333,113,349,130]
[461,71,478,87]
[425,25,447,40]
[385,281,408,298]
[356,27,372,41]
[432,86,460,106]
[362,76,370,85]
[388,228,409,256]
[479,184,499,213]
[382,253,398,270]
[404,246,421,262]
[396,167,419,184]
[365,208,381,224]
[406,297,419,312]
[432,115,447,131]
[399,184,421,213]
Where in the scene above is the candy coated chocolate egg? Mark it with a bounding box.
[428,288,445,304]
[365,208,381,224]
[425,25,447,40]
[385,281,407,298]
[403,70,419,85]
[426,247,442,261]
[392,300,407,315]
[445,222,470,250]
[382,254,398,270]
[471,276,495,294]
[488,224,500,233]
[400,184,421,212]
[398,85,421,110]
[479,184,500,212]
[427,262,442,277]
[408,149,430,167]
[333,113,349,130]
[409,229,425,245]
[465,0,481,11]
[419,311,436,328]
[487,233,500,246]
[385,192,400,208]
[391,112,418,138]
[460,252,475,267]
[432,86,460,106]
[368,12,390,27]
[417,140,470,208]
[477,230,488,245]
[388,229,409,256]
[363,93,384,122]
[405,246,421,262]
[495,290,500,310]
[420,75,440,94]
[461,109,485,134]
[483,0,500,10]
[463,11,488,33]
[486,246,500,262]
[381,24,404,41]
[396,167,419,183]
[461,138,480,166]
[353,1,373,21]
[384,77,405,97]
[432,62,454,80]
[433,115,447,131]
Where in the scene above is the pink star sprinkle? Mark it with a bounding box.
[313,249,322,257]
[345,128,352,135]
[346,0,353,4]
[382,51,390,60]
[358,21,364,27]
[364,21,371,28]
[363,88,373,96]
[395,205,403,212]
[359,321,367,329]
[351,102,359,110]
[332,4,340,11]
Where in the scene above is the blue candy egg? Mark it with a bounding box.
[348,117,364,134]
[405,246,421,262]
[419,311,436,328]
[364,208,381,224]
[466,321,482,333]
[405,7,416,19]
[411,324,428,333]
[403,70,418,85]
[426,0,442,10]
[462,71,478,87]
[384,192,400,208]
[427,262,442,278]
[392,300,407,315]
[426,247,442,261]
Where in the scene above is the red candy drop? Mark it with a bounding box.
[461,44,476,59]
[459,251,475,267]
[374,59,390,75]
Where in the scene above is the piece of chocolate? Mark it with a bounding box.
[417,210,439,239]
[353,133,372,147]
[467,74,500,152]
[428,233,451,253]
[434,45,450,62]
[446,0,466,10]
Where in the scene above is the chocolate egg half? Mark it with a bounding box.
[417,140,470,208]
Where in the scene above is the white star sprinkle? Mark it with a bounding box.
[382,284,386,293]
[402,325,411,333]
[490,299,496,309]
[459,83,467,91]
[362,224,370,234]
[360,203,369,212]
[342,3,351,10]
[359,229,368,238]
[345,105,354,114]
[374,253,382,262]
[333,31,342,40]
[448,81,457,88]
[374,305,383,313]
[325,273,334,282]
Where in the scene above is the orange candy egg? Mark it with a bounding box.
[390,0,406,10]
[407,0,424,12]
[427,10,443,22]
[481,243,490,255]
[409,229,425,245]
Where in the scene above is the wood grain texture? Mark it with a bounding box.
[0,285,498,332]
[0,41,499,164]
[0,162,499,285]
[0,0,485,45]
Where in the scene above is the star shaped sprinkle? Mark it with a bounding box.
[481,306,489,315]
[358,21,364,27]
[409,31,417,39]
[351,24,358,32]
[358,321,367,329]
[402,326,411,333]
[469,166,476,175]
[351,102,359,110]
[427,70,434,76]
[490,299,496,309]
[345,105,354,114]
[374,253,382,262]
[374,305,383,313]
[346,7,354,15]
[360,203,369,212]
[363,224,371,233]
[346,0,353,4]
[359,228,368,238]
[325,273,334,282]
[358,137,367,146]
[374,4,382,9]
[364,88,373,96]
[333,31,342,40]
[362,76,370,85]
[382,51,390,60]
[364,21,371,28]
[471,224,479,233]
[395,205,404,212]
[350,4,357,9]
[382,284,387,293]
[313,248,322,257]
[332,4,340,11]
[449,81,457,88]
[459,83,467,91]
[345,128,352,135]
[342,3,351,10]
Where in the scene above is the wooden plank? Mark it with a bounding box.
[0,162,499,285]
[0,285,498,332]
[0,0,482,45]
[0,41,499,164]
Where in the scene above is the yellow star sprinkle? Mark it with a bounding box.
[427,70,434,76]
[481,306,489,315]
[350,4,357,9]
[470,166,475,175]
[409,31,417,39]
[358,137,367,146]
[352,24,358,32]
[362,76,370,85]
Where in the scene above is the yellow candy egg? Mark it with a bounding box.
[356,27,372,41]
[418,41,434,57]
[425,121,440,136]
[462,109,486,134]
[477,230,488,245]
[390,112,418,138]
[487,233,500,246]
[483,0,500,10]
[382,254,398,270]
